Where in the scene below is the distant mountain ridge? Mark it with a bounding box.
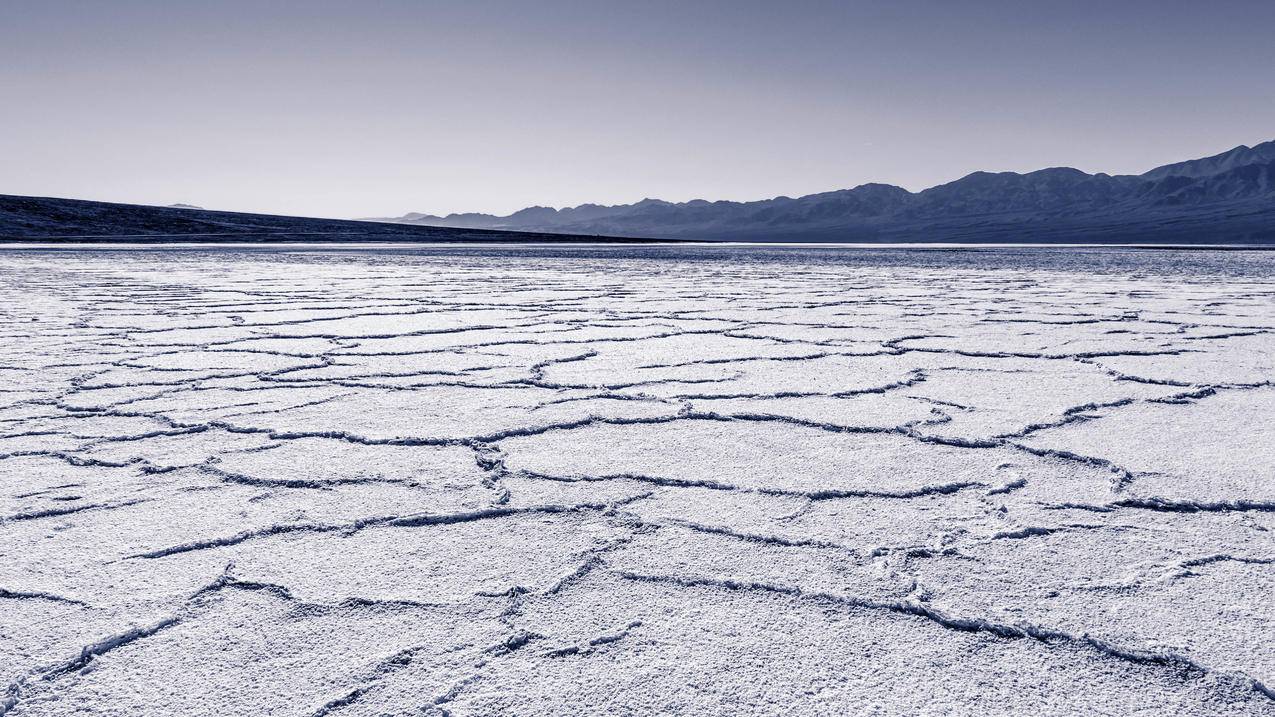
[369,140,1275,243]
[0,195,635,243]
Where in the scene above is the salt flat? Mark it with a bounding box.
[1,245,1273,716]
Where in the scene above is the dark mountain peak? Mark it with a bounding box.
[934,167,1093,189]
[1141,140,1275,181]
[1143,158,1275,206]
[853,182,912,192]
[911,166,1140,218]
[442,211,499,221]
[632,198,672,208]
[507,205,559,221]
[795,184,910,205]
[1025,166,1090,179]
[841,182,913,199]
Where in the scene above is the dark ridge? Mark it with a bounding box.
[0,195,667,243]
[367,140,1275,244]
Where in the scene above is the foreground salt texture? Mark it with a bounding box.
[1,246,1273,716]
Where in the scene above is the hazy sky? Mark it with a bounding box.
[3,0,1274,218]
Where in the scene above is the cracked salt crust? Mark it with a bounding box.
[0,246,1273,716]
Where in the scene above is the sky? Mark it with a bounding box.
[2,0,1274,219]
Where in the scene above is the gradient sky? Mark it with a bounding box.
[3,0,1274,218]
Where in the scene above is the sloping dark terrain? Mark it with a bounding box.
[0,196,627,243]
[374,141,1275,244]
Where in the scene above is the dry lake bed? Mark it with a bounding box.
[1,245,1274,716]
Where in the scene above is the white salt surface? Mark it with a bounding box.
[0,245,1273,716]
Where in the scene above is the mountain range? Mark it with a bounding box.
[368,140,1275,243]
[3,140,1272,244]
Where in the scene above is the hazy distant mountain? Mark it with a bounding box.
[369,140,1275,243]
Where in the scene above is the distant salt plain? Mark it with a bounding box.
[1,245,1273,716]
